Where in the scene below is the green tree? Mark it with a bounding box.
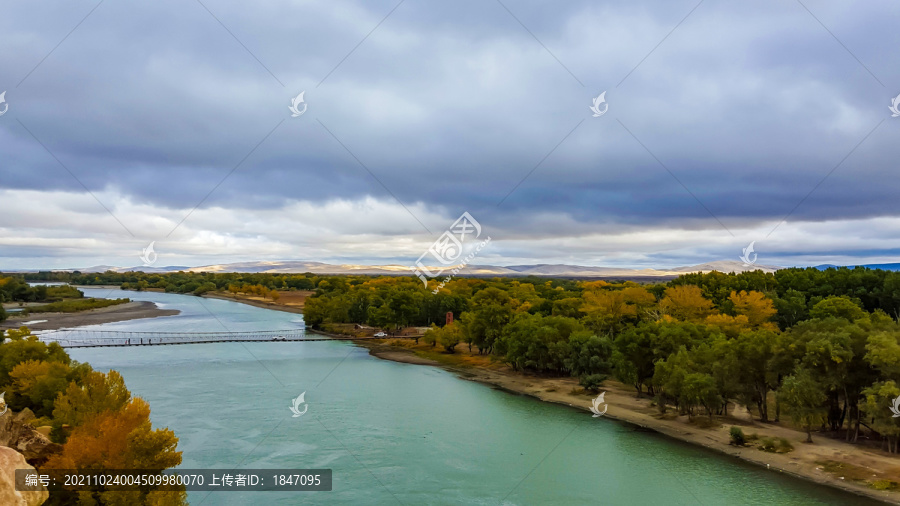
[423,324,439,348]
[681,372,720,420]
[439,323,463,353]
[0,327,70,385]
[564,331,612,377]
[862,381,900,453]
[778,369,826,443]
[725,330,778,421]
[809,296,866,322]
[8,360,73,417]
[465,288,513,354]
[773,289,808,329]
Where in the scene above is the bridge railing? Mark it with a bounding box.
[38,329,309,348]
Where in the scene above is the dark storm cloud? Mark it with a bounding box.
[1,0,900,268]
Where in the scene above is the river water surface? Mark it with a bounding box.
[52,287,879,505]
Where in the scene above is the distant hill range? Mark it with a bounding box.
[814,263,900,272]
[10,260,899,278]
[34,259,785,279]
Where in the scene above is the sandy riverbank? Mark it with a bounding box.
[359,342,900,504]
[201,292,307,314]
[0,301,180,332]
[198,293,900,504]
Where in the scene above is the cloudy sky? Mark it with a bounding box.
[1,0,899,270]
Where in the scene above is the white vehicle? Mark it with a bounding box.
[374,332,387,337]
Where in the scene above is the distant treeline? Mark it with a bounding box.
[16,270,320,295]
[0,276,84,321]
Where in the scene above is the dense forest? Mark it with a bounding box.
[8,266,900,451]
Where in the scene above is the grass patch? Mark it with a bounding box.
[22,298,129,314]
[757,437,793,453]
[815,460,878,484]
[872,479,899,491]
[43,285,84,301]
[690,418,721,429]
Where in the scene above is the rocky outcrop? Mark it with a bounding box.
[14,409,35,424]
[0,446,48,505]
[0,411,61,466]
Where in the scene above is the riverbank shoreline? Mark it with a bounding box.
[1,301,180,332]
[201,292,305,314]
[141,291,900,504]
[358,342,899,504]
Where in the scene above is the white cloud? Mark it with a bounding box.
[3,187,900,269]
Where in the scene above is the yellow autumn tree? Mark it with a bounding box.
[507,282,542,313]
[53,370,131,427]
[44,397,185,506]
[704,313,751,338]
[9,359,72,417]
[582,285,655,334]
[659,285,716,322]
[729,290,778,330]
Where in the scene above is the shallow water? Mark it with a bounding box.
[59,288,880,505]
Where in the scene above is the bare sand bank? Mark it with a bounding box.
[201,292,307,314]
[1,301,179,332]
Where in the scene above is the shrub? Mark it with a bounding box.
[729,426,746,446]
[578,374,607,393]
[758,437,793,453]
[872,480,897,491]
